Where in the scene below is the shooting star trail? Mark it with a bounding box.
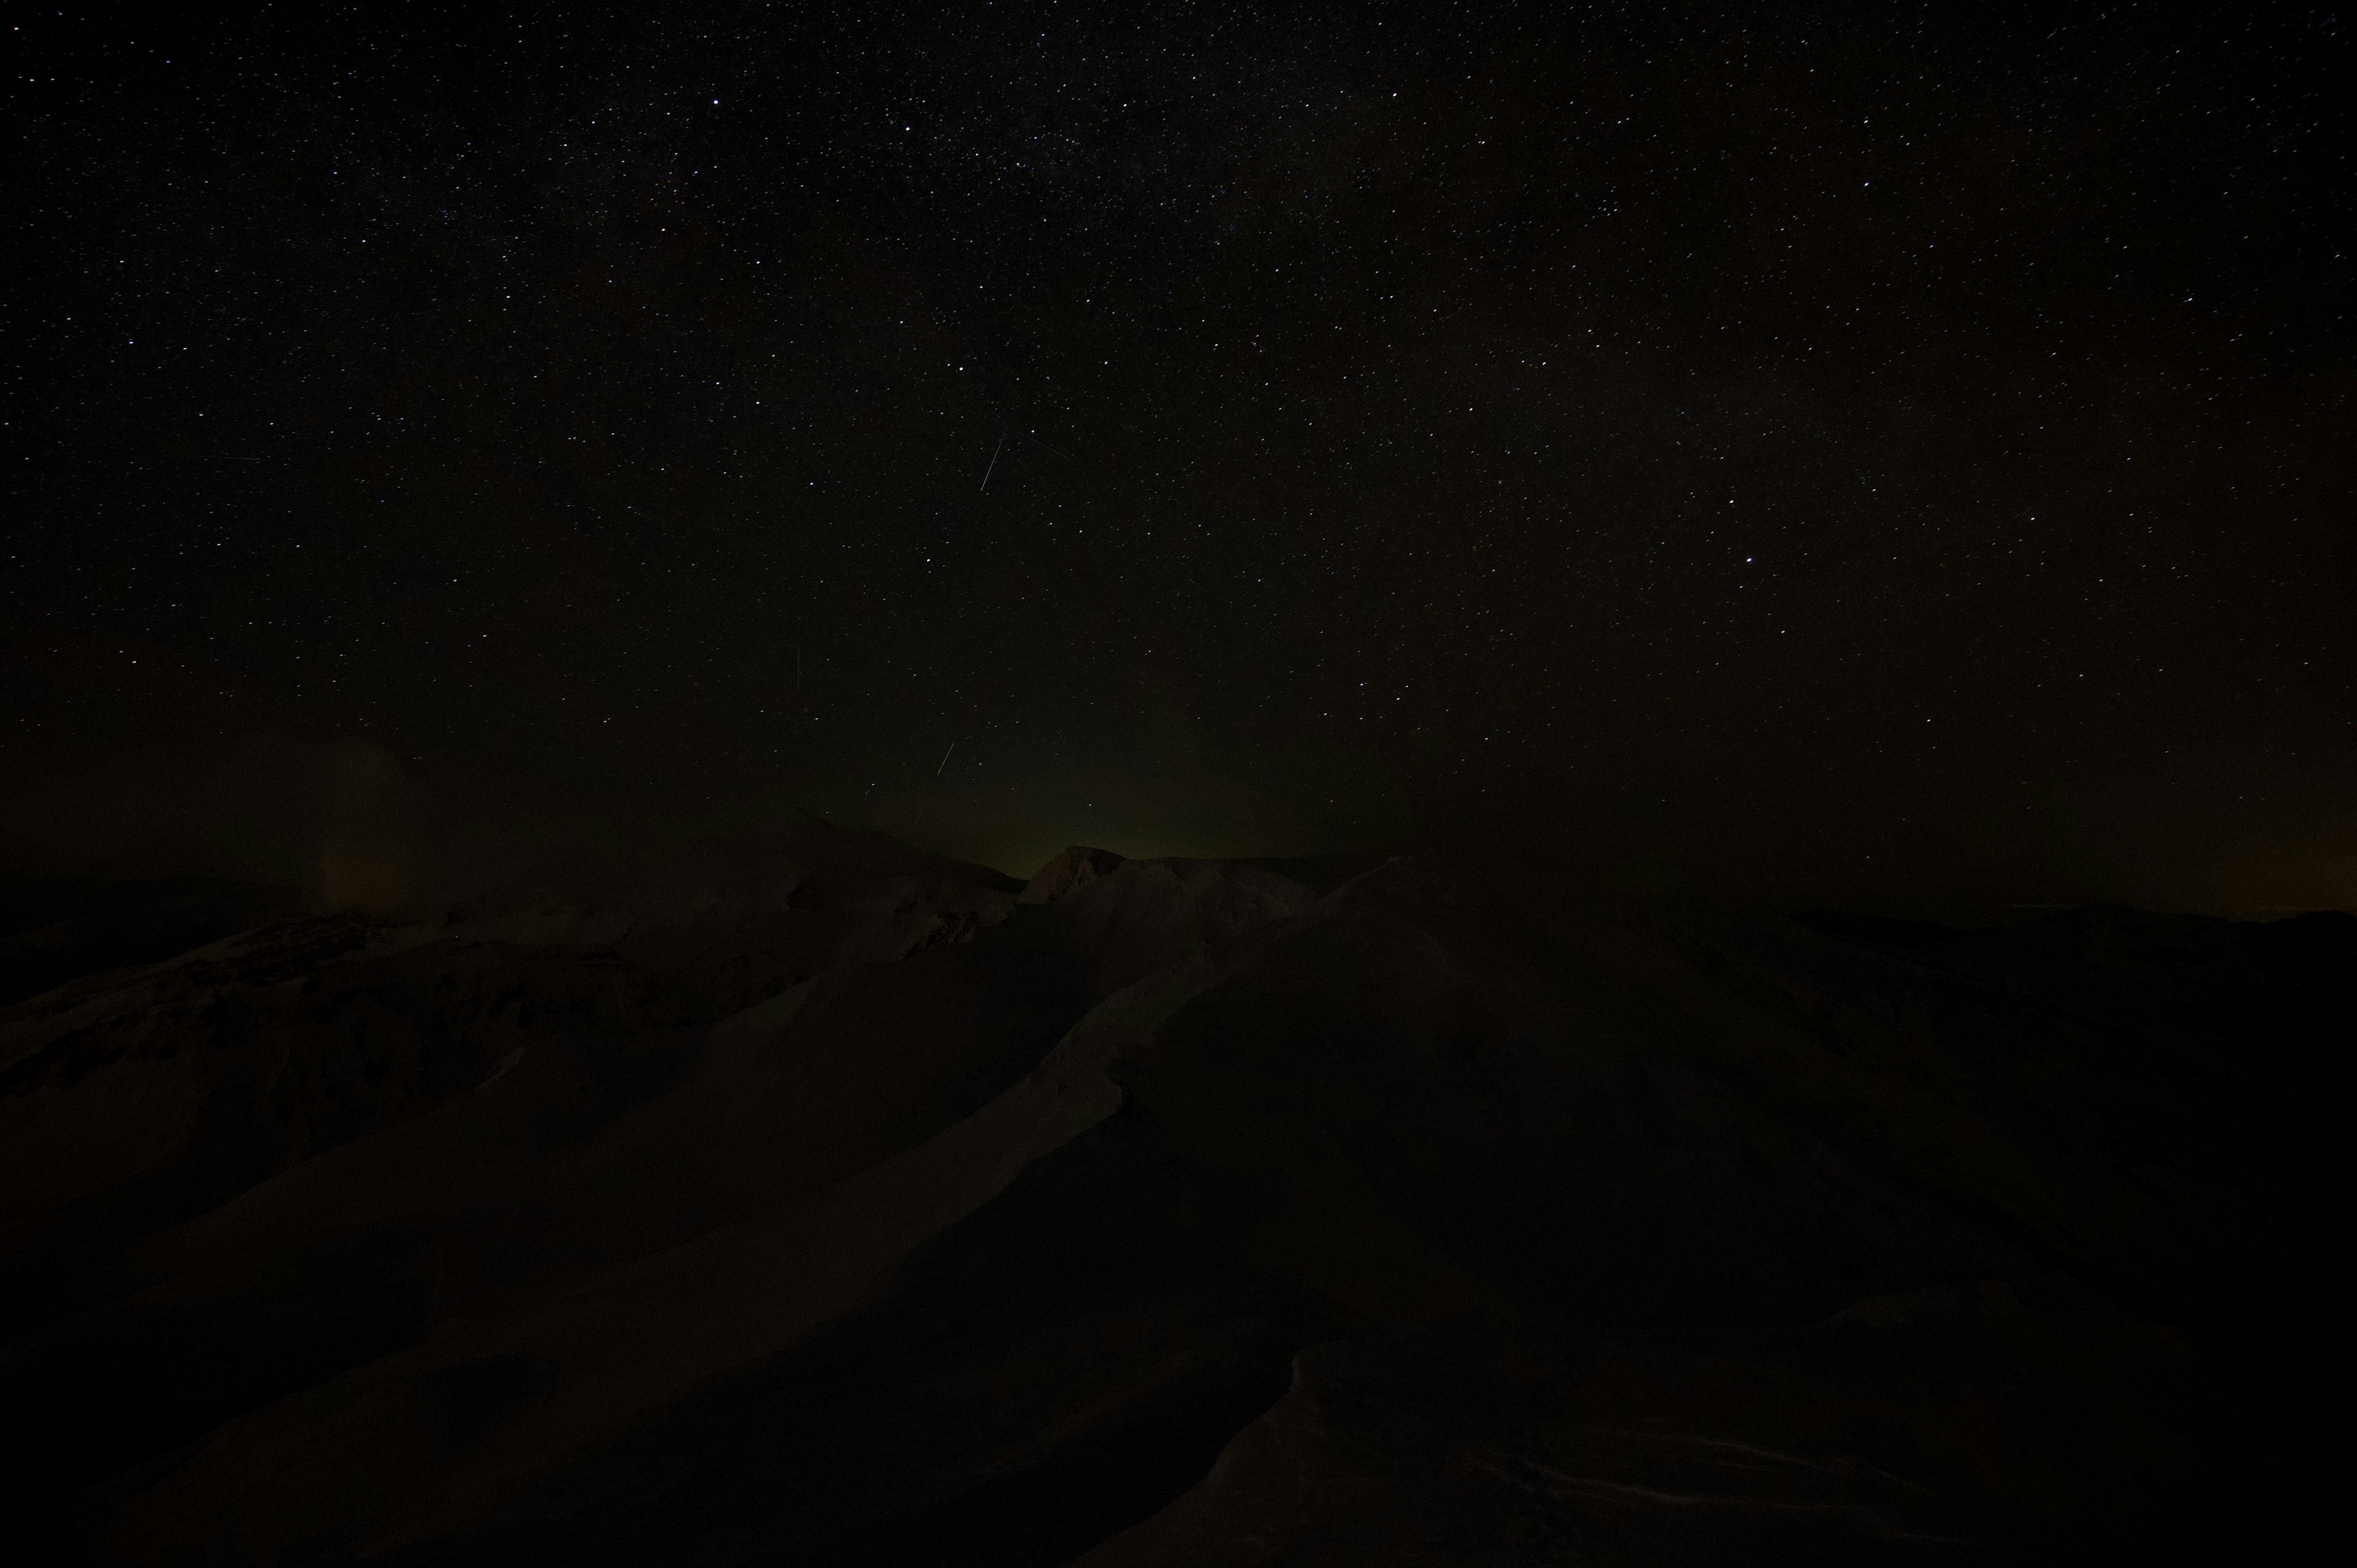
[979,437,1005,493]
[1019,432,1072,461]
[936,740,958,776]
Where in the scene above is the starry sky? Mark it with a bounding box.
[6,2,2351,910]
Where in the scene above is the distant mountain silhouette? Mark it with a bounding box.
[2,824,2342,1564]
[0,872,304,1010]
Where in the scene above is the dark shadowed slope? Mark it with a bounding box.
[0,874,306,1011]
[3,834,2342,1565]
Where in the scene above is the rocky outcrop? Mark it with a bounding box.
[1018,844,1130,905]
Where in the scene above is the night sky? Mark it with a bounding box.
[6,2,2351,911]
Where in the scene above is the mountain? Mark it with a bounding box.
[0,873,306,1011]
[2,820,2343,1564]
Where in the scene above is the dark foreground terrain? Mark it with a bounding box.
[2,822,2344,1564]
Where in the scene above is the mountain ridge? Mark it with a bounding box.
[2,828,2339,1563]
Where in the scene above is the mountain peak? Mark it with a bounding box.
[1019,845,1127,905]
